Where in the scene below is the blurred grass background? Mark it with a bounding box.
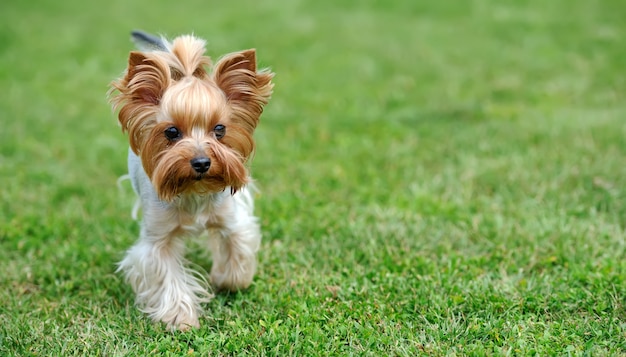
[1,0,625,355]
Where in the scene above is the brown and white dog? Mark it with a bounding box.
[109,31,273,330]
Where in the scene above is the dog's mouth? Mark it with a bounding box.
[194,173,205,181]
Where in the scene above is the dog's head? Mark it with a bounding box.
[110,35,273,201]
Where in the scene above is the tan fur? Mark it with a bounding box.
[109,33,272,330]
[110,34,274,201]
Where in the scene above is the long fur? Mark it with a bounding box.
[109,32,273,330]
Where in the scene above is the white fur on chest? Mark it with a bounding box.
[175,193,223,235]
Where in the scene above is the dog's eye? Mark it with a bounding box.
[164,126,182,141]
[214,124,226,139]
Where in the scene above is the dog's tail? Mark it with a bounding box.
[131,30,168,51]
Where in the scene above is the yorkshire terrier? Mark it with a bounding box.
[109,31,273,330]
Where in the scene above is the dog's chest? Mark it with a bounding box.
[175,194,222,234]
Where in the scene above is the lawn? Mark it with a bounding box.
[1,0,625,355]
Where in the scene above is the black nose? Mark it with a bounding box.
[190,157,211,173]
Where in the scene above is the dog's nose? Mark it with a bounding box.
[190,157,211,173]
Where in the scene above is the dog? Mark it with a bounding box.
[108,31,274,330]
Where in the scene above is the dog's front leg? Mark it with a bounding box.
[118,209,210,330]
[207,191,261,291]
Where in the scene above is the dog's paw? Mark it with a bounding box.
[210,263,255,292]
[165,313,200,331]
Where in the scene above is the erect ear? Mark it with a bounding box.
[213,49,274,133]
[124,51,169,106]
[213,49,258,101]
[109,51,170,153]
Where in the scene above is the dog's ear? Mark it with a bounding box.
[110,51,170,153]
[213,49,274,133]
[124,51,169,106]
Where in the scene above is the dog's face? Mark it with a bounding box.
[110,35,273,201]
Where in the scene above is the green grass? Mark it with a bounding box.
[1,0,625,355]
